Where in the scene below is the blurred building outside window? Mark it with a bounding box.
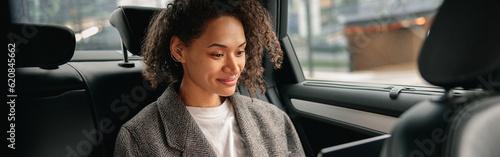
[287,0,443,86]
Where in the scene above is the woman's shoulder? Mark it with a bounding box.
[121,85,177,131]
[120,102,161,131]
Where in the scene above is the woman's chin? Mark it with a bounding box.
[216,87,237,97]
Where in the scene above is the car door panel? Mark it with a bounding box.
[275,34,446,156]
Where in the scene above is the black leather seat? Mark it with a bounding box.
[68,61,165,157]
[13,20,165,157]
[381,0,500,157]
[14,23,102,157]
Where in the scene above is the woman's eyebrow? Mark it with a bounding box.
[238,41,247,47]
[207,43,227,48]
[207,41,247,48]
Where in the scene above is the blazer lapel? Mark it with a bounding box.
[156,84,217,156]
[230,94,267,157]
[183,122,217,157]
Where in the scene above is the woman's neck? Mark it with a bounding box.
[178,77,224,108]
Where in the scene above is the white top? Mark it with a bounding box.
[186,99,247,157]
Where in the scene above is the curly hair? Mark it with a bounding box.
[141,0,283,97]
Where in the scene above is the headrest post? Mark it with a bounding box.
[118,40,135,67]
[109,6,162,56]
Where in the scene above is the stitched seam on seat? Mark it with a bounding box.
[67,63,107,156]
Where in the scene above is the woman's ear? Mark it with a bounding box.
[169,35,186,63]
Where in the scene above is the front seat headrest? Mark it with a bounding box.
[9,23,76,68]
[418,0,500,90]
[109,6,162,55]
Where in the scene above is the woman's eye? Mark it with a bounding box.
[236,51,245,56]
[212,54,223,57]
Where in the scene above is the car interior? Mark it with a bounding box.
[5,0,500,157]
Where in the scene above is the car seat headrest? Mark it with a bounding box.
[418,0,500,90]
[109,6,162,55]
[9,23,75,68]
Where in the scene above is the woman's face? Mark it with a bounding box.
[179,15,246,97]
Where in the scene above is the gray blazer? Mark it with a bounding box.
[114,84,305,157]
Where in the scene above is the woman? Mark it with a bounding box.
[114,0,305,156]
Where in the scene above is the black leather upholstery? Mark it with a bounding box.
[17,64,85,98]
[14,22,164,157]
[381,99,449,157]
[381,0,500,157]
[446,95,500,157]
[14,23,102,157]
[381,92,492,157]
[17,90,100,157]
[70,61,165,157]
[109,6,162,55]
[10,23,76,68]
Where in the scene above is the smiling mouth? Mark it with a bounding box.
[217,77,238,86]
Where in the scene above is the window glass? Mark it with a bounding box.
[10,0,170,50]
[287,0,443,86]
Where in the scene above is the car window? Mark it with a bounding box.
[287,0,443,86]
[10,0,170,51]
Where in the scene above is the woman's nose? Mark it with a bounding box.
[223,55,243,76]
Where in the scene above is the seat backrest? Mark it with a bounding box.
[445,95,500,157]
[68,60,166,157]
[13,23,102,157]
[380,0,500,157]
